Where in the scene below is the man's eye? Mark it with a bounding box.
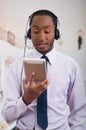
[45,31,50,34]
[34,31,39,34]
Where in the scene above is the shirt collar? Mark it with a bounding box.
[32,48,56,65]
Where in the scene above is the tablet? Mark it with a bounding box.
[23,58,46,82]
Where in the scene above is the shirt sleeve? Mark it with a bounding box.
[2,59,29,123]
[67,62,86,130]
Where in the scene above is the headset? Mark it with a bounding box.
[25,9,61,41]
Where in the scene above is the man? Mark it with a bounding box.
[2,9,86,130]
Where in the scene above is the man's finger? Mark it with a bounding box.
[30,72,35,82]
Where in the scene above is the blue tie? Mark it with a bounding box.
[37,55,48,130]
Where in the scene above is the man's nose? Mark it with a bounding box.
[38,32,45,40]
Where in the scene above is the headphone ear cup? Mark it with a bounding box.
[55,29,60,40]
[27,29,31,39]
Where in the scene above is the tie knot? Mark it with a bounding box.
[41,55,49,62]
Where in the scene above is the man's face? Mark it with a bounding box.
[30,15,55,54]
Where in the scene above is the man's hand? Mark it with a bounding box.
[22,72,49,105]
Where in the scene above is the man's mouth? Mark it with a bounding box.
[37,43,48,48]
[37,44,47,49]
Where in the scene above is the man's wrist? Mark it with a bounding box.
[22,95,32,105]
